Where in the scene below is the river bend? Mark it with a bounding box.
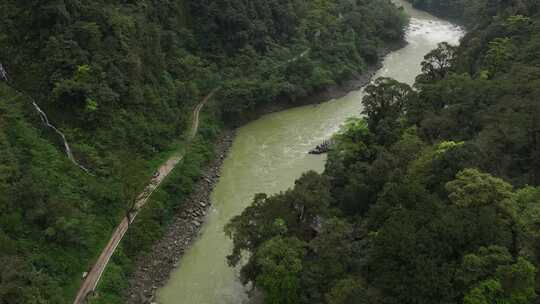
[158,1,465,303]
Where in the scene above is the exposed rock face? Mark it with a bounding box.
[125,130,235,304]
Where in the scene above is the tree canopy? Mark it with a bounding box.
[227,1,540,303]
[0,0,407,302]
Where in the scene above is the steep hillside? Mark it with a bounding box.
[227,0,540,303]
[0,0,406,303]
[407,0,538,26]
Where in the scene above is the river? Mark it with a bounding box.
[157,1,465,303]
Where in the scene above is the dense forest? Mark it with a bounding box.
[226,0,540,303]
[406,0,480,23]
[406,0,529,26]
[0,0,405,303]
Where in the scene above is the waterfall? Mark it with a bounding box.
[30,101,90,173]
[0,64,8,82]
[1,63,90,173]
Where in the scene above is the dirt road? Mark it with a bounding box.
[73,89,218,304]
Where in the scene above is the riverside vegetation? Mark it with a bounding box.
[0,0,406,303]
[226,0,540,303]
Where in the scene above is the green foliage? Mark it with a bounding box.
[459,246,514,287]
[225,171,331,272]
[464,258,537,304]
[362,77,412,145]
[254,237,307,304]
[416,42,458,84]
[505,15,533,33]
[484,38,516,76]
[408,0,539,27]
[464,279,504,304]
[0,81,218,303]
[211,0,407,120]
[406,0,495,26]
[446,169,513,208]
[435,140,465,155]
[325,277,369,304]
[226,1,540,303]
[0,0,406,302]
[101,135,217,302]
[0,85,114,303]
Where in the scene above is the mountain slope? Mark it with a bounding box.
[0,0,406,303]
[226,0,540,303]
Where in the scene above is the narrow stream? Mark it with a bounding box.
[158,1,465,303]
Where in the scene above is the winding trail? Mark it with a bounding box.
[73,89,218,304]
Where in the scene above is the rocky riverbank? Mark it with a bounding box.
[125,130,235,304]
[124,58,382,302]
[124,41,406,304]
